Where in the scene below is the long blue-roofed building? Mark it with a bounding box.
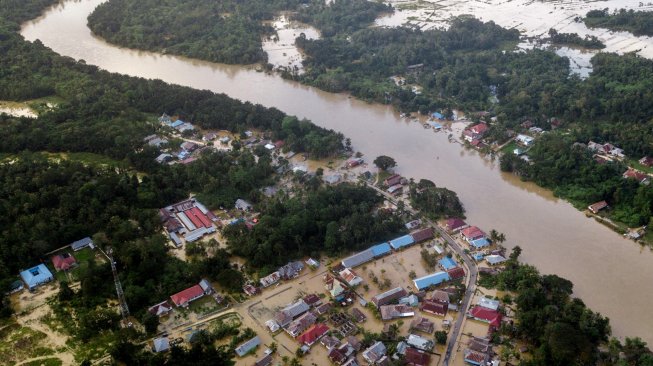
[370,243,391,257]
[389,235,415,250]
[413,271,451,291]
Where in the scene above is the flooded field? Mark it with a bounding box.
[377,0,653,74]
[262,15,320,72]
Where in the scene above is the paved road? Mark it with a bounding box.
[362,181,478,366]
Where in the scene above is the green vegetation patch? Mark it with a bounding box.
[585,8,653,37]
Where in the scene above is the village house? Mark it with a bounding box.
[410,227,434,243]
[170,284,206,307]
[407,334,434,351]
[468,306,502,327]
[431,290,450,303]
[153,337,170,353]
[461,226,487,242]
[339,268,363,286]
[328,348,347,365]
[410,317,435,334]
[286,312,318,337]
[588,141,625,159]
[70,237,93,251]
[235,198,253,211]
[325,274,348,300]
[420,300,448,317]
[588,200,608,214]
[297,323,329,346]
[380,304,415,321]
[362,341,387,364]
[405,219,421,230]
[303,293,322,308]
[273,299,310,329]
[51,252,77,271]
[20,264,53,291]
[446,218,468,232]
[447,267,466,281]
[148,301,173,317]
[341,243,391,268]
[623,168,651,185]
[384,174,404,187]
[463,123,489,143]
[515,134,535,146]
[255,354,272,366]
[398,294,419,307]
[156,153,173,164]
[260,271,281,288]
[387,184,403,195]
[279,261,304,279]
[243,284,259,296]
[346,158,364,168]
[321,335,341,350]
[404,347,431,366]
[464,349,490,366]
[477,297,500,311]
[180,141,198,152]
[235,336,260,357]
[485,255,507,266]
[640,156,653,167]
[351,308,367,323]
[371,287,408,307]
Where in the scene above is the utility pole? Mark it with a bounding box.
[99,246,130,326]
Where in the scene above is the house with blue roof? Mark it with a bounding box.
[472,252,485,261]
[439,257,457,270]
[171,120,184,128]
[389,235,414,250]
[432,112,444,120]
[20,264,53,290]
[428,121,443,130]
[413,271,450,291]
[469,238,490,249]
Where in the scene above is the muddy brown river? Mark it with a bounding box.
[21,0,653,343]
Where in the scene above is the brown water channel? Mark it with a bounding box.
[21,0,653,343]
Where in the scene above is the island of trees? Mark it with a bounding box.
[547,28,605,49]
[584,8,653,37]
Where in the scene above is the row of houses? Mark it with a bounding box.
[340,228,435,269]
[259,261,305,288]
[159,114,195,133]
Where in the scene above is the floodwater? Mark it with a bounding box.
[262,14,319,72]
[378,0,653,74]
[21,0,653,343]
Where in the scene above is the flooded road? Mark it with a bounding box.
[21,0,653,343]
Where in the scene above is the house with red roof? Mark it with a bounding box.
[461,226,486,242]
[588,201,608,214]
[447,267,465,281]
[640,156,653,167]
[468,306,502,327]
[410,228,434,243]
[464,349,489,366]
[297,323,329,346]
[420,300,448,316]
[446,218,467,233]
[170,284,205,307]
[405,347,431,366]
[51,253,77,271]
[623,169,651,185]
[463,123,489,143]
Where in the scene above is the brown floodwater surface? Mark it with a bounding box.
[21,0,653,343]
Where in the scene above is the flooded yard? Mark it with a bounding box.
[262,14,320,72]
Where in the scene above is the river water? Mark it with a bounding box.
[21,0,653,343]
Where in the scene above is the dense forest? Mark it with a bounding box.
[500,134,653,227]
[482,247,653,366]
[293,0,392,37]
[584,8,653,37]
[223,183,406,274]
[88,0,308,64]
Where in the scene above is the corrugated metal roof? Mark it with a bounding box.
[370,243,391,256]
[341,249,374,268]
[70,237,92,251]
[389,235,414,249]
[413,272,450,290]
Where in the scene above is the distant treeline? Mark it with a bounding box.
[547,28,605,49]
[585,8,653,37]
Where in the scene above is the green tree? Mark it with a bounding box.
[374,155,397,171]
